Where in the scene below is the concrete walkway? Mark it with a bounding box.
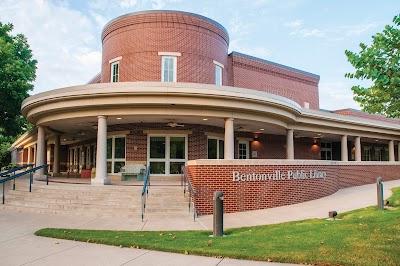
[1,180,399,266]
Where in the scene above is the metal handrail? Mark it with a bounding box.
[141,167,151,222]
[181,165,197,221]
[1,164,48,204]
[0,164,34,177]
[1,164,34,191]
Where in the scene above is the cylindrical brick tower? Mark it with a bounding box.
[101,10,230,85]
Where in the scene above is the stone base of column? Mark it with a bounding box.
[33,174,48,181]
[52,172,62,177]
[91,177,111,185]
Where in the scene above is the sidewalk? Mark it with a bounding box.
[1,180,399,266]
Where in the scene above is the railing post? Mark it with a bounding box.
[2,182,4,204]
[46,170,49,185]
[29,172,32,193]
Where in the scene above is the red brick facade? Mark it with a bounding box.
[99,11,320,110]
[101,11,229,86]
[333,109,400,125]
[107,123,320,161]
[187,163,400,215]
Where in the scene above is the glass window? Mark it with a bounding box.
[170,137,185,159]
[111,61,119,82]
[170,162,185,174]
[320,142,332,160]
[114,137,125,159]
[107,138,112,159]
[208,139,217,159]
[150,162,165,174]
[374,149,382,161]
[150,137,166,159]
[363,148,371,161]
[215,65,222,85]
[162,56,176,82]
[107,136,126,174]
[238,141,248,159]
[208,137,224,159]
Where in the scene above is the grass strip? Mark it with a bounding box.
[35,187,400,266]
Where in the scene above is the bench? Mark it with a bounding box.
[120,164,146,181]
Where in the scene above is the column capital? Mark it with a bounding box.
[225,117,234,122]
[97,115,108,119]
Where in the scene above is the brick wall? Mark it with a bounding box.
[101,12,229,85]
[333,109,400,125]
[187,161,400,215]
[100,11,321,111]
[229,53,320,109]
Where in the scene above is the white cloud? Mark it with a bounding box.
[0,0,101,94]
[341,22,379,37]
[284,19,303,28]
[319,81,360,110]
[119,0,138,8]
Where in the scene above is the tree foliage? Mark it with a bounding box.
[345,14,400,118]
[0,21,37,136]
[0,20,37,166]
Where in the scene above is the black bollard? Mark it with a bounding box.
[377,177,384,210]
[213,190,224,237]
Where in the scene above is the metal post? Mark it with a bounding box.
[213,190,224,237]
[29,172,32,193]
[2,183,4,204]
[46,170,49,185]
[377,177,384,210]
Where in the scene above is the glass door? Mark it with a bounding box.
[148,135,187,175]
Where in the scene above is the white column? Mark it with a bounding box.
[53,135,60,176]
[286,129,294,160]
[355,136,361,161]
[398,142,400,162]
[92,116,110,185]
[224,118,234,159]
[341,135,348,161]
[34,126,46,179]
[389,140,395,162]
[27,146,32,166]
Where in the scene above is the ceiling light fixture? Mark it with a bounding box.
[203,118,208,121]
[117,117,122,120]
[260,128,264,131]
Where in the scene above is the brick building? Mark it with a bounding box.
[11,11,400,214]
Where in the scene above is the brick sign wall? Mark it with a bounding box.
[187,161,400,215]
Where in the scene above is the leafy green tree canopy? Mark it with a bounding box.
[345,14,400,118]
[0,21,37,136]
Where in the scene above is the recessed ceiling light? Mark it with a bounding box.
[203,118,208,121]
[318,133,322,136]
[375,139,379,142]
[63,139,67,141]
[260,128,264,131]
[116,117,122,120]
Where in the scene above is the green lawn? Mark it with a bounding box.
[35,187,400,266]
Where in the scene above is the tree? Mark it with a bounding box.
[345,14,400,118]
[0,21,37,166]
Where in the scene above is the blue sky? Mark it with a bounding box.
[0,0,399,110]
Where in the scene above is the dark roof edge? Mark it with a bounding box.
[229,51,320,79]
[102,10,229,37]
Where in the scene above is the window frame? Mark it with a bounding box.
[320,142,332,160]
[363,147,371,161]
[147,134,188,175]
[161,56,177,82]
[106,135,126,174]
[238,140,249,159]
[215,65,222,85]
[207,137,225,159]
[110,61,119,83]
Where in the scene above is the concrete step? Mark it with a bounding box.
[3,181,194,219]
